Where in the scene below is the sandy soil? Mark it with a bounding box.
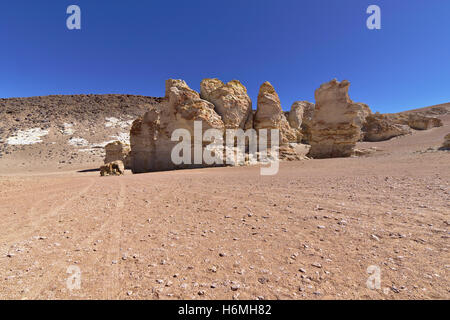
[0,117,448,300]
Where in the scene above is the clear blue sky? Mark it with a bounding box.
[1,0,449,113]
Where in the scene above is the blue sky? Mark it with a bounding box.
[1,0,449,113]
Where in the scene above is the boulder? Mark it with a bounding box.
[130,79,224,173]
[308,79,369,158]
[441,133,450,150]
[200,79,252,130]
[279,143,311,161]
[100,160,125,176]
[362,113,412,142]
[104,141,131,169]
[254,82,298,146]
[407,114,443,130]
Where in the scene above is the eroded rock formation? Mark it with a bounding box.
[104,141,131,169]
[288,101,315,143]
[127,77,444,172]
[308,79,370,158]
[441,133,450,150]
[200,79,252,130]
[130,79,224,173]
[407,114,443,130]
[362,113,412,142]
[254,82,298,146]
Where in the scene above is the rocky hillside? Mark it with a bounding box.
[0,94,161,171]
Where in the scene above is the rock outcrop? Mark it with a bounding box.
[355,103,372,141]
[200,79,252,130]
[104,141,131,169]
[130,79,224,173]
[279,143,311,161]
[441,133,450,150]
[288,101,315,143]
[308,79,370,158]
[407,114,443,130]
[100,160,125,176]
[254,82,298,146]
[362,113,412,142]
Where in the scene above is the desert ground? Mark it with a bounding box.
[0,107,448,300]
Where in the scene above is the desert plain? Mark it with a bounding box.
[0,91,449,300]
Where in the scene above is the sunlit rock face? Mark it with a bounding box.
[308,79,370,158]
[254,81,298,147]
[130,79,224,173]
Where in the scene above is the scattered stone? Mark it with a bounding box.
[231,283,240,291]
[258,277,268,284]
[371,234,381,242]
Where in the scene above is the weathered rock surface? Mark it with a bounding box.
[279,143,311,161]
[355,103,372,141]
[308,79,369,158]
[287,102,304,129]
[441,133,450,150]
[244,110,255,130]
[254,82,298,146]
[362,113,412,142]
[104,141,131,169]
[100,160,125,176]
[407,114,443,130]
[288,101,315,143]
[200,79,252,130]
[130,79,224,173]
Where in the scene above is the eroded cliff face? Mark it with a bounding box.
[308,79,371,158]
[130,79,224,173]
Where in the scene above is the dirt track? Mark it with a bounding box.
[0,120,449,300]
